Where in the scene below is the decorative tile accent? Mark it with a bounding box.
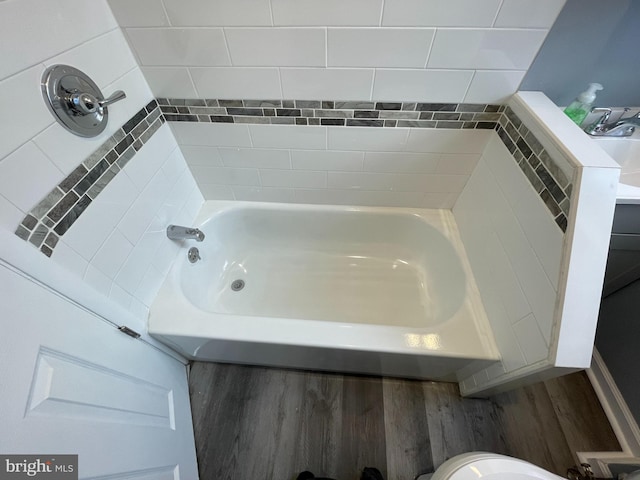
[15,100,164,256]
[14,97,571,258]
[157,98,505,130]
[496,107,572,232]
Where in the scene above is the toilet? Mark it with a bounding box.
[417,452,566,480]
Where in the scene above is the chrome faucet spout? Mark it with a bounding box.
[166,225,205,242]
[584,107,638,137]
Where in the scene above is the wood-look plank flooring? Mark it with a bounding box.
[189,363,619,480]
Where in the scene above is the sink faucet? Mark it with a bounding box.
[166,225,205,242]
[584,107,639,137]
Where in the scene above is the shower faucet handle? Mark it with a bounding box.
[68,89,126,115]
[99,90,126,108]
[41,64,126,137]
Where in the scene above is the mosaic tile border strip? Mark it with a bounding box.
[497,107,572,232]
[15,100,164,257]
[14,98,572,258]
[157,98,504,130]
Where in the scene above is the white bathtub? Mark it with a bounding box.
[149,201,500,380]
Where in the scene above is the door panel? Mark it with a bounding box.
[0,263,198,479]
[26,347,175,429]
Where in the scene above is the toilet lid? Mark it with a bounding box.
[434,453,565,480]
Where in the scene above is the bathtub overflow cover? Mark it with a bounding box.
[231,279,245,291]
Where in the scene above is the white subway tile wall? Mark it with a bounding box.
[0,1,203,321]
[427,29,548,70]
[327,28,435,68]
[494,0,567,28]
[225,28,326,67]
[111,0,567,103]
[464,71,528,104]
[220,148,291,169]
[57,125,203,310]
[381,0,502,27]
[280,68,375,101]
[0,195,25,230]
[272,0,384,26]
[106,0,170,27]
[372,69,474,103]
[141,67,199,98]
[453,135,562,380]
[189,67,282,99]
[178,123,491,208]
[0,142,65,213]
[172,122,253,147]
[163,0,273,26]
[126,28,231,66]
[158,97,572,215]
[250,124,328,150]
[0,65,56,161]
[43,29,138,89]
[363,152,440,173]
[0,0,118,80]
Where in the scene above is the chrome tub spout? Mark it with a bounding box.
[166,225,205,242]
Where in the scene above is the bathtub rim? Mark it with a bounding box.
[149,308,501,361]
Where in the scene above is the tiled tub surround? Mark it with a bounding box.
[6,82,203,316]
[0,0,205,329]
[7,71,575,375]
[149,92,617,397]
[161,98,573,230]
[454,92,618,395]
[12,96,573,264]
[111,0,567,104]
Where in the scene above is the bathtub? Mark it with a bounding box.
[149,201,500,381]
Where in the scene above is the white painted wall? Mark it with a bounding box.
[0,0,202,323]
[110,0,567,104]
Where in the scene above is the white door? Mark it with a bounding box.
[0,262,199,479]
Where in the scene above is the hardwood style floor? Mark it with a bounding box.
[189,363,619,480]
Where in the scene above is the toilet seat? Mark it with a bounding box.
[430,452,566,480]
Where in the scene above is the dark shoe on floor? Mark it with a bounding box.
[362,467,385,480]
[296,472,337,480]
[296,472,316,480]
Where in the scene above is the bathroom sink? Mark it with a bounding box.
[593,137,640,203]
[594,138,640,296]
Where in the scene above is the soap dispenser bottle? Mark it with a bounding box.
[564,83,603,125]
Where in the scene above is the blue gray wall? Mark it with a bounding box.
[521,0,640,107]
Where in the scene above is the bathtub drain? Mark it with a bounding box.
[231,279,245,291]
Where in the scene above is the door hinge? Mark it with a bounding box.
[118,325,141,339]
